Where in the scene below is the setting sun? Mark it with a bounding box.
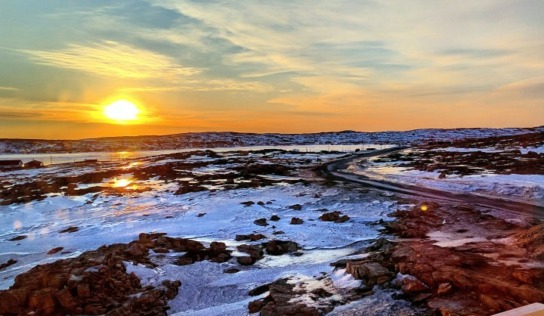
[104,100,140,122]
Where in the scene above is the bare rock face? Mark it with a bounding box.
[0,234,182,316]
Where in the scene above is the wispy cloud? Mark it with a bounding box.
[120,79,273,93]
[0,86,19,91]
[22,41,201,79]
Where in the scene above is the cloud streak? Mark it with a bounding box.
[22,41,200,79]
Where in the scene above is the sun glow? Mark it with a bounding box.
[104,100,140,122]
[112,178,132,188]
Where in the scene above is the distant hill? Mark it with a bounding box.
[0,126,542,154]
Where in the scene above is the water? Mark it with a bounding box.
[0,144,391,166]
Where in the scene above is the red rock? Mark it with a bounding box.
[248,299,265,313]
[28,288,57,314]
[0,289,28,314]
[335,215,350,223]
[59,226,79,233]
[346,261,393,286]
[0,258,17,271]
[480,294,502,312]
[125,243,147,257]
[265,240,299,256]
[8,235,27,241]
[254,218,269,226]
[47,247,64,255]
[290,217,303,225]
[437,283,453,295]
[210,241,227,252]
[77,283,91,298]
[55,288,77,310]
[402,277,428,293]
[237,256,255,266]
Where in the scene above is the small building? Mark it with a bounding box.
[25,160,44,169]
[0,160,23,170]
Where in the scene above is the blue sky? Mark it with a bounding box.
[0,0,543,138]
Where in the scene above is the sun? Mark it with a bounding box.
[104,100,141,122]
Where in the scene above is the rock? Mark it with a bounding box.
[270,215,281,221]
[210,241,227,252]
[346,261,393,287]
[265,240,299,256]
[319,211,342,222]
[197,213,206,217]
[254,218,269,226]
[55,288,77,310]
[8,235,27,241]
[59,226,79,234]
[224,268,240,274]
[28,288,56,314]
[480,294,502,312]
[437,283,453,295]
[125,243,147,257]
[47,247,64,255]
[0,259,17,271]
[161,280,181,300]
[0,233,183,316]
[289,204,302,211]
[249,284,270,296]
[237,244,264,263]
[237,256,255,266]
[241,201,255,207]
[290,217,304,225]
[402,277,428,293]
[335,215,350,223]
[77,283,91,298]
[257,201,266,206]
[0,289,28,314]
[248,299,265,313]
[235,233,266,241]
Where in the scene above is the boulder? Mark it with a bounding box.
[265,240,299,256]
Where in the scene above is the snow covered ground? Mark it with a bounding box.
[351,146,544,206]
[0,149,420,315]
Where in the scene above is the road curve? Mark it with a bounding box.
[320,147,544,219]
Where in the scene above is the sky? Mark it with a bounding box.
[0,0,543,139]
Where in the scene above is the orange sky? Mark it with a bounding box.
[0,1,543,139]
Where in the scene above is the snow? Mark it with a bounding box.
[427,231,487,248]
[354,154,544,206]
[436,144,544,154]
[0,149,405,314]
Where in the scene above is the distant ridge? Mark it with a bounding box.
[0,126,542,154]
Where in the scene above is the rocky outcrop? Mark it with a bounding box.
[0,234,182,316]
[248,279,321,316]
[341,203,544,316]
